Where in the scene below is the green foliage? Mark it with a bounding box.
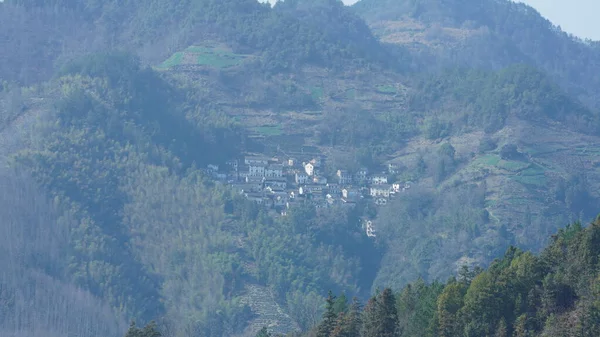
[478,136,497,153]
[374,184,492,289]
[10,52,254,334]
[256,326,272,337]
[157,52,184,69]
[306,217,600,337]
[125,321,162,337]
[317,291,338,337]
[5,1,600,336]
[410,65,599,135]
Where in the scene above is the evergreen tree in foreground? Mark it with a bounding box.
[317,291,338,337]
[256,326,272,337]
[362,288,399,337]
[124,321,161,337]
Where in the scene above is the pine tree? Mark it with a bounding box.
[362,288,398,337]
[125,321,161,337]
[379,288,399,337]
[332,297,361,337]
[347,297,362,337]
[513,314,531,337]
[256,326,272,337]
[494,318,508,337]
[330,313,348,337]
[361,296,379,337]
[333,292,348,314]
[317,291,338,337]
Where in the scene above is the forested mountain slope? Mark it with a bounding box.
[353,0,600,109]
[1,0,600,336]
[0,0,395,85]
[0,51,379,336]
[302,218,600,337]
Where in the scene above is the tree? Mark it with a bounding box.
[333,293,348,315]
[494,318,508,337]
[346,297,362,337]
[361,295,379,337]
[361,288,398,337]
[499,144,520,160]
[256,326,272,337]
[378,288,399,337]
[124,321,162,337]
[436,282,466,337]
[317,291,338,337]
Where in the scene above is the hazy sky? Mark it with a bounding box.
[517,0,600,40]
[339,0,600,41]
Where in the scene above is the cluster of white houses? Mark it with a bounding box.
[204,155,411,221]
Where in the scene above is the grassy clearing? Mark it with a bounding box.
[520,164,545,176]
[496,160,529,172]
[511,174,547,187]
[157,45,247,69]
[575,145,600,155]
[473,154,500,167]
[346,89,357,99]
[195,48,246,68]
[157,52,184,68]
[376,84,396,94]
[253,125,282,136]
[511,164,547,187]
[310,87,324,102]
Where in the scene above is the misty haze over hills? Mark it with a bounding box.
[1,0,600,336]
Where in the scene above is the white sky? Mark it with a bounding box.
[340,0,600,41]
[516,0,600,40]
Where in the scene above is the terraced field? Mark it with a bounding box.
[156,45,250,70]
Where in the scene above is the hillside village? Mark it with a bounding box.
[203,153,412,237]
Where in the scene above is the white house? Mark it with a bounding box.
[299,185,323,195]
[326,183,342,196]
[370,184,391,198]
[364,219,376,237]
[248,163,266,177]
[371,174,388,185]
[374,198,388,206]
[265,178,287,190]
[355,168,369,182]
[295,172,309,184]
[226,159,239,171]
[392,183,402,193]
[265,164,284,178]
[245,156,269,166]
[246,193,264,204]
[304,162,315,176]
[245,176,264,191]
[337,169,352,185]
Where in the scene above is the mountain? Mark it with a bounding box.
[353,0,600,109]
[1,0,600,336]
[0,0,395,85]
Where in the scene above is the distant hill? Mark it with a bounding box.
[353,0,600,109]
[0,0,397,85]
